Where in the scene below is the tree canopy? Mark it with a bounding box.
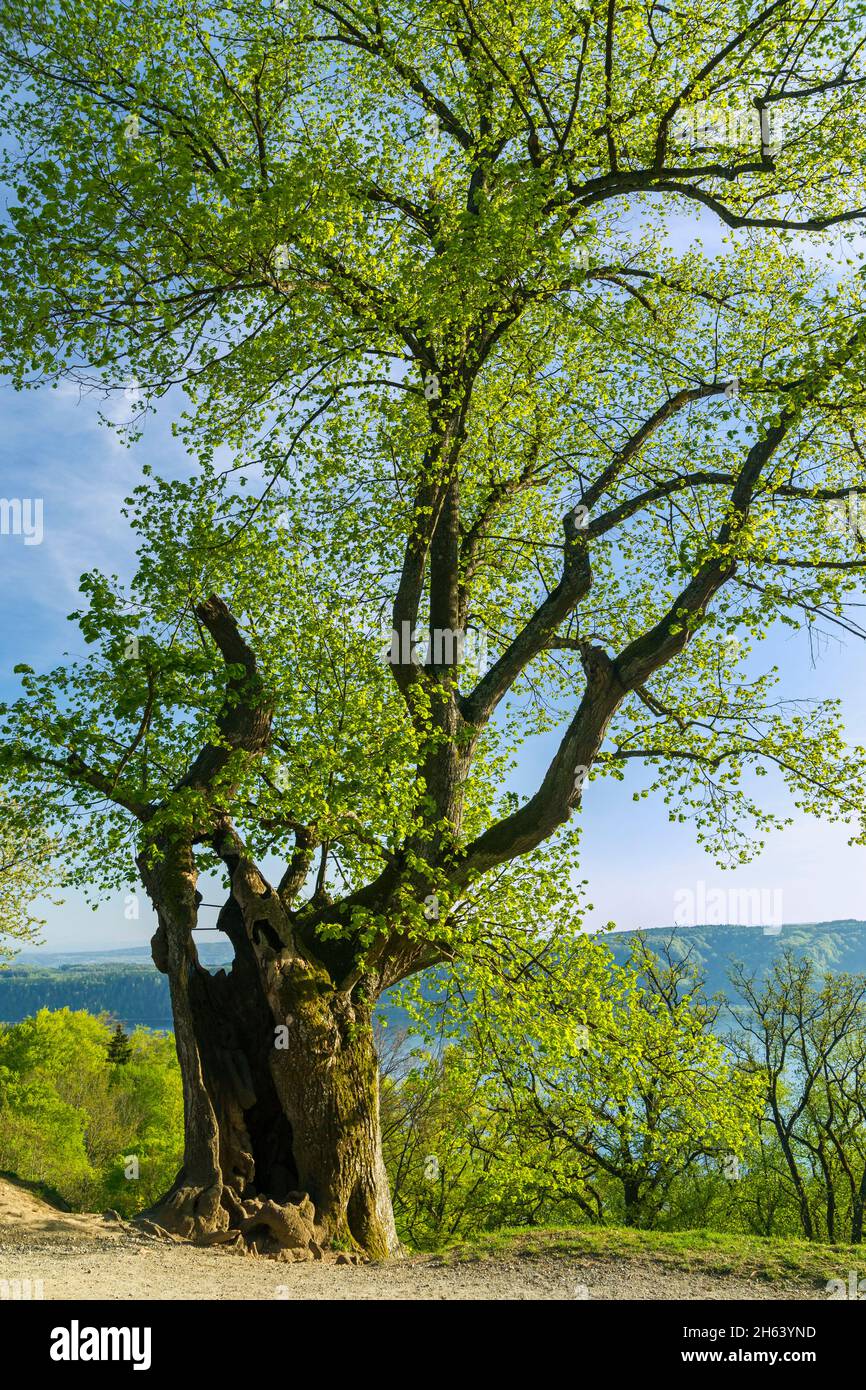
[2,0,866,1255]
[1,0,866,928]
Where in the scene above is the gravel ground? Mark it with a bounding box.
[0,1229,828,1300]
[0,1178,829,1300]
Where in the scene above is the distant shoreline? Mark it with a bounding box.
[15,917,866,964]
[4,921,866,1034]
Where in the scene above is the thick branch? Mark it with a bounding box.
[180,595,273,792]
[461,509,592,726]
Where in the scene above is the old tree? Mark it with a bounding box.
[2,0,866,1257]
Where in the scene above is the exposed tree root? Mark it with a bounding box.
[133,1184,366,1263]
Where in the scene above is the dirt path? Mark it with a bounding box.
[0,1230,828,1301]
[0,1179,829,1301]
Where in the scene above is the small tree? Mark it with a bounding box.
[381,1044,522,1246]
[731,953,866,1243]
[106,1023,134,1066]
[448,935,763,1227]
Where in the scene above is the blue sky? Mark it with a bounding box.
[2,208,866,951]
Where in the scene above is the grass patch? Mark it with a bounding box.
[425,1225,866,1287]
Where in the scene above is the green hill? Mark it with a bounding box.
[0,961,177,1029]
[606,919,866,997]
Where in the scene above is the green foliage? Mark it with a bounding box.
[0,1,865,923]
[0,790,58,960]
[383,929,763,1244]
[381,1040,555,1246]
[729,952,866,1244]
[0,1009,183,1215]
[384,938,866,1248]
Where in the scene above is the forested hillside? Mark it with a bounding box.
[608,921,866,999]
[0,963,177,1029]
[3,921,865,1030]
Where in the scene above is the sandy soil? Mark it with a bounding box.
[0,1178,828,1301]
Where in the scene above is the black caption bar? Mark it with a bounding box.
[0,1295,853,1377]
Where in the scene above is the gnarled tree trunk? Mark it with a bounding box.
[136,847,400,1262]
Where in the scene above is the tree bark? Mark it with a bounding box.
[623,1178,642,1227]
[137,852,399,1261]
[773,1121,814,1241]
[850,1167,866,1244]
